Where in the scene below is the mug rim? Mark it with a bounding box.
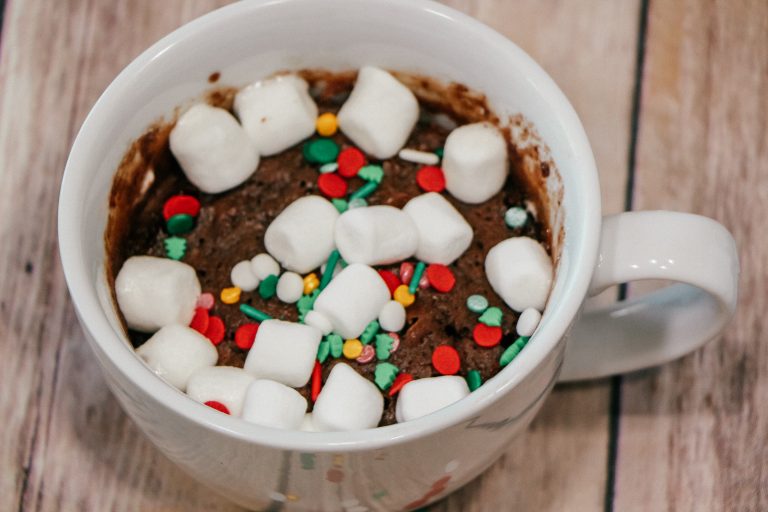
[58,0,601,452]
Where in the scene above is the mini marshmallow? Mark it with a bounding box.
[304,310,333,335]
[234,74,318,156]
[337,66,419,159]
[395,376,470,423]
[485,237,553,311]
[264,196,339,273]
[241,379,307,430]
[516,307,542,337]
[276,272,304,303]
[243,319,322,387]
[136,324,217,391]
[402,193,473,264]
[313,264,390,339]
[231,260,260,292]
[442,122,508,204]
[378,300,406,332]
[334,206,418,266]
[169,103,259,194]
[186,366,254,416]
[312,363,384,431]
[250,253,281,280]
[115,256,201,332]
[300,413,318,432]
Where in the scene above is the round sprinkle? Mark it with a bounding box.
[164,237,187,260]
[234,323,260,350]
[356,344,375,364]
[473,323,503,347]
[204,316,225,345]
[500,336,530,366]
[303,273,320,295]
[466,294,488,314]
[343,339,363,359]
[258,274,278,299]
[389,332,400,353]
[378,269,401,297]
[318,173,348,198]
[204,400,230,415]
[349,180,378,200]
[432,345,460,375]
[319,162,339,174]
[239,304,272,322]
[399,262,414,284]
[196,293,215,310]
[337,147,366,178]
[418,274,430,289]
[311,361,322,402]
[303,138,340,164]
[166,213,195,235]
[163,195,200,221]
[378,300,406,332]
[189,307,210,334]
[388,373,414,397]
[348,198,368,209]
[426,264,456,293]
[416,166,446,192]
[393,285,415,307]
[408,262,426,294]
[374,362,399,391]
[231,260,260,291]
[250,253,280,280]
[276,272,304,303]
[504,206,528,229]
[516,308,542,337]
[478,307,503,327]
[316,112,338,137]
[398,148,440,165]
[220,286,241,304]
[466,370,482,391]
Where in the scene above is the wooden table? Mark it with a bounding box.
[1,1,765,510]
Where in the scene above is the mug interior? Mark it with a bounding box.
[58,0,600,450]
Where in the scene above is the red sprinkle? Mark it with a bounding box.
[416,166,446,192]
[189,307,210,334]
[234,323,260,350]
[204,400,230,415]
[318,173,349,198]
[426,264,456,293]
[163,195,201,221]
[337,147,367,178]
[311,361,322,402]
[378,269,401,297]
[388,372,414,397]
[399,262,414,284]
[432,345,461,375]
[473,323,502,347]
[205,316,226,345]
[196,292,215,310]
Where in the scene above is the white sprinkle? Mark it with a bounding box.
[398,148,440,166]
[319,162,338,174]
[276,272,304,304]
[504,206,528,229]
[516,307,542,337]
[251,253,281,280]
[230,260,260,291]
[378,300,406,332]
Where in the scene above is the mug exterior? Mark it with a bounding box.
[58,0,601,509]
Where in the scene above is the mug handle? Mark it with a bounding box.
[558,211,739,381]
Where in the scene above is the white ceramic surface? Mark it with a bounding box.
[58,0,740,510]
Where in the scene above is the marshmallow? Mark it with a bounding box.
[276,272,304,303]
[395,376,470,423]
[337,66,419,159]
[115,256,201,332]
[243,319,322,387]
[442,122,508,204]
[402,193,473,264]
[300,413,318,432]
[136,324,218,391]
[378,300,406,332]
[313,264,390,339]
[485,237,553,311]
[234,74,318,156]
[169,103,259,194]
[186,366,254,416]
[304,310,333,335]
[334,206,418,265]
[250,253,281,280]
[230,260,260,292]
[241,379,307,430]
[516,307,542,337]
[312,363,384,431]
[264,196,339,273]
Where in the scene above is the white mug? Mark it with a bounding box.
[58,0,740,510]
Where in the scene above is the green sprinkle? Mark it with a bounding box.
[319,162,338,174]
[373,490,388,500]
[166,213,195,235]
[466,370,483,391]
[327,333,344,358]
[297,290,319,314]
[499,336,530,367]
[466,294,489,313]
[317,340,330,363]
[163,237,187,260]
[409,261,426,294]
[303,138,340,164]
[374,362,399,390]
[348,198,368,209]
[375,333,394,360]
[239,304,272,322]
[331,198,348,213]
[504,206,528,229]
[478,306,503,327]
[357,164,384,183]
[320,250,340,290]
[300,453,316,470]
[349,180,378,200]
[360,320,380,344]
[434,147,444,158]
[258,274,278,299]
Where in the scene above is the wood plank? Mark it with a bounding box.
[614,1,768,510]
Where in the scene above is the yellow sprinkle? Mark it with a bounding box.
[303,273,320,295]
[286,494,299,502]
[220,286,241,304]
[316,112,338,137]
[343,339,363,359]
[394,284,415,307]
[333,454,344,466]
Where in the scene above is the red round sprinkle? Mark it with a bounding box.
[204,400,230,415]
[399,262,414,284]
[311,361,322,402]
[163,195,201,221]
[318,173,348,198]
[337,147,366,178]
[196,292,215,311]
[426,264,456,293]
[234,323,260,350]
[388,372,414,397]
[416,166,446,192]
[189,307,210,334]
[432,345,460,375]
[378,269,401,297]
[473,323,502,347]
[205,316,226,345]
